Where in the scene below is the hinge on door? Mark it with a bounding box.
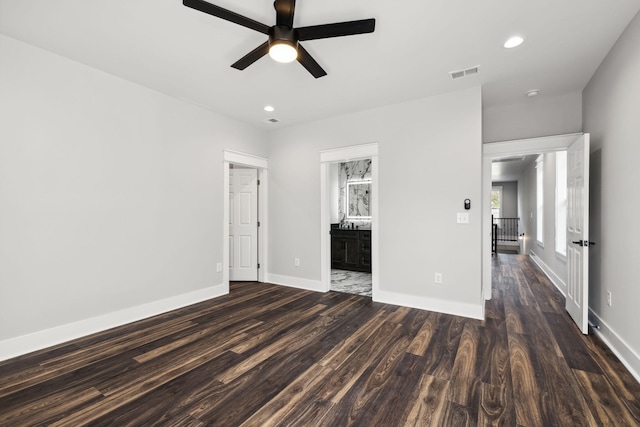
[257,179,260,185]
[258,221,261,227]
[257,263,261,269]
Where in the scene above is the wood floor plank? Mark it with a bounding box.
[0,263,638,426]
[238,363,334,427]
[229,303,327,355]
[316,322,404,404]
[406,311,437,356]
[317,309,391,370]
[508,332,546,426]
[89,351,242,426]
[353,352,431,426]
[0,319,197,399]
[544,311,603,373]
[0,386,103,426]
[478,383,515,427]
[448,320,482,411]
[420,313,465,380]
[400,373,450,426]
[572,368,640,426]
[478,317,511,387]
[320,334,414,425]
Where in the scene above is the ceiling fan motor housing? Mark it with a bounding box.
[269,26,298,50]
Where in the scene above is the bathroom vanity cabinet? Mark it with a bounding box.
[330,229,371,273]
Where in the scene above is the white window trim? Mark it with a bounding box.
[555,151,567,260]
[536,155,544,247]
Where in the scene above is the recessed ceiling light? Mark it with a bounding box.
[264,105,275,112]
[526,89,540,97]
[504,36,525,49]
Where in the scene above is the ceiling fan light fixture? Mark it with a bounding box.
[269,25,298,63]
[269,42,298,63]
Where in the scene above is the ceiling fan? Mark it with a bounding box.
[183,0,376,78]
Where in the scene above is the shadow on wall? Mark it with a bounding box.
[589,147,602,306]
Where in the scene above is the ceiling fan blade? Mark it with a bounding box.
[297,44,327,78]
[274,0,296,28]
[297,18,376,41]
[231,41,270,70]
[183,0,270,34]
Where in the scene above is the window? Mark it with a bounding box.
[555,151,567,256]
[491,186,503,218]
[536,155,544,245]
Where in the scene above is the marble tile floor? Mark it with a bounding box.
[330,269,372,297]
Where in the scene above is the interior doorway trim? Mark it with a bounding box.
[223,150,268,289]
[320,143,379,297]
[482,133,582,301]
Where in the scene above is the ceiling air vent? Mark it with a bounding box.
[449,65,480,80]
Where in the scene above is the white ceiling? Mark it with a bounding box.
[1,0,639,128]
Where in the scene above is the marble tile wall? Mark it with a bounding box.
[338,159,372,229]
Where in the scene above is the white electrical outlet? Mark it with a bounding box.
[435,273,443,284]
[216,262,222,273]
[606,291,612,307]
[295,258,300,267]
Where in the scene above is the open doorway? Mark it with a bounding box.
[482,133,591,334]
[328,159,372,297]
[320,143,379,300]
[490,157,536,255]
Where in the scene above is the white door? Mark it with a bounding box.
[566,134,590,334]
[229,168,258,281]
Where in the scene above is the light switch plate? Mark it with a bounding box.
[457,212,469,224]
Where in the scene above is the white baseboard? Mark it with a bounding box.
[588,310,640,384]
[0,283,228,362]
[530,251,567,296]
[373,289,484,320]
[264,274,484,321]
[265,273,326,293]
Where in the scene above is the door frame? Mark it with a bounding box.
[482,133,584,301]
[223,150,268,289]
[320,143,379,297]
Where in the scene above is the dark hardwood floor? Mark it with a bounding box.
[1,254,639,426]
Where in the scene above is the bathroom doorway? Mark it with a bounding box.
[320,143,378,299]
[329,160,372,297]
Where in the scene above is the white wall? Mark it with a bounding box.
[492,181,518,218]
[0,35,267,347]
[583,11,640,377]
[267,88,484,318]
[483,92,582,143]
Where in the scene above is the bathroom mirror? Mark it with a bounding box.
[346,181,371,219]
